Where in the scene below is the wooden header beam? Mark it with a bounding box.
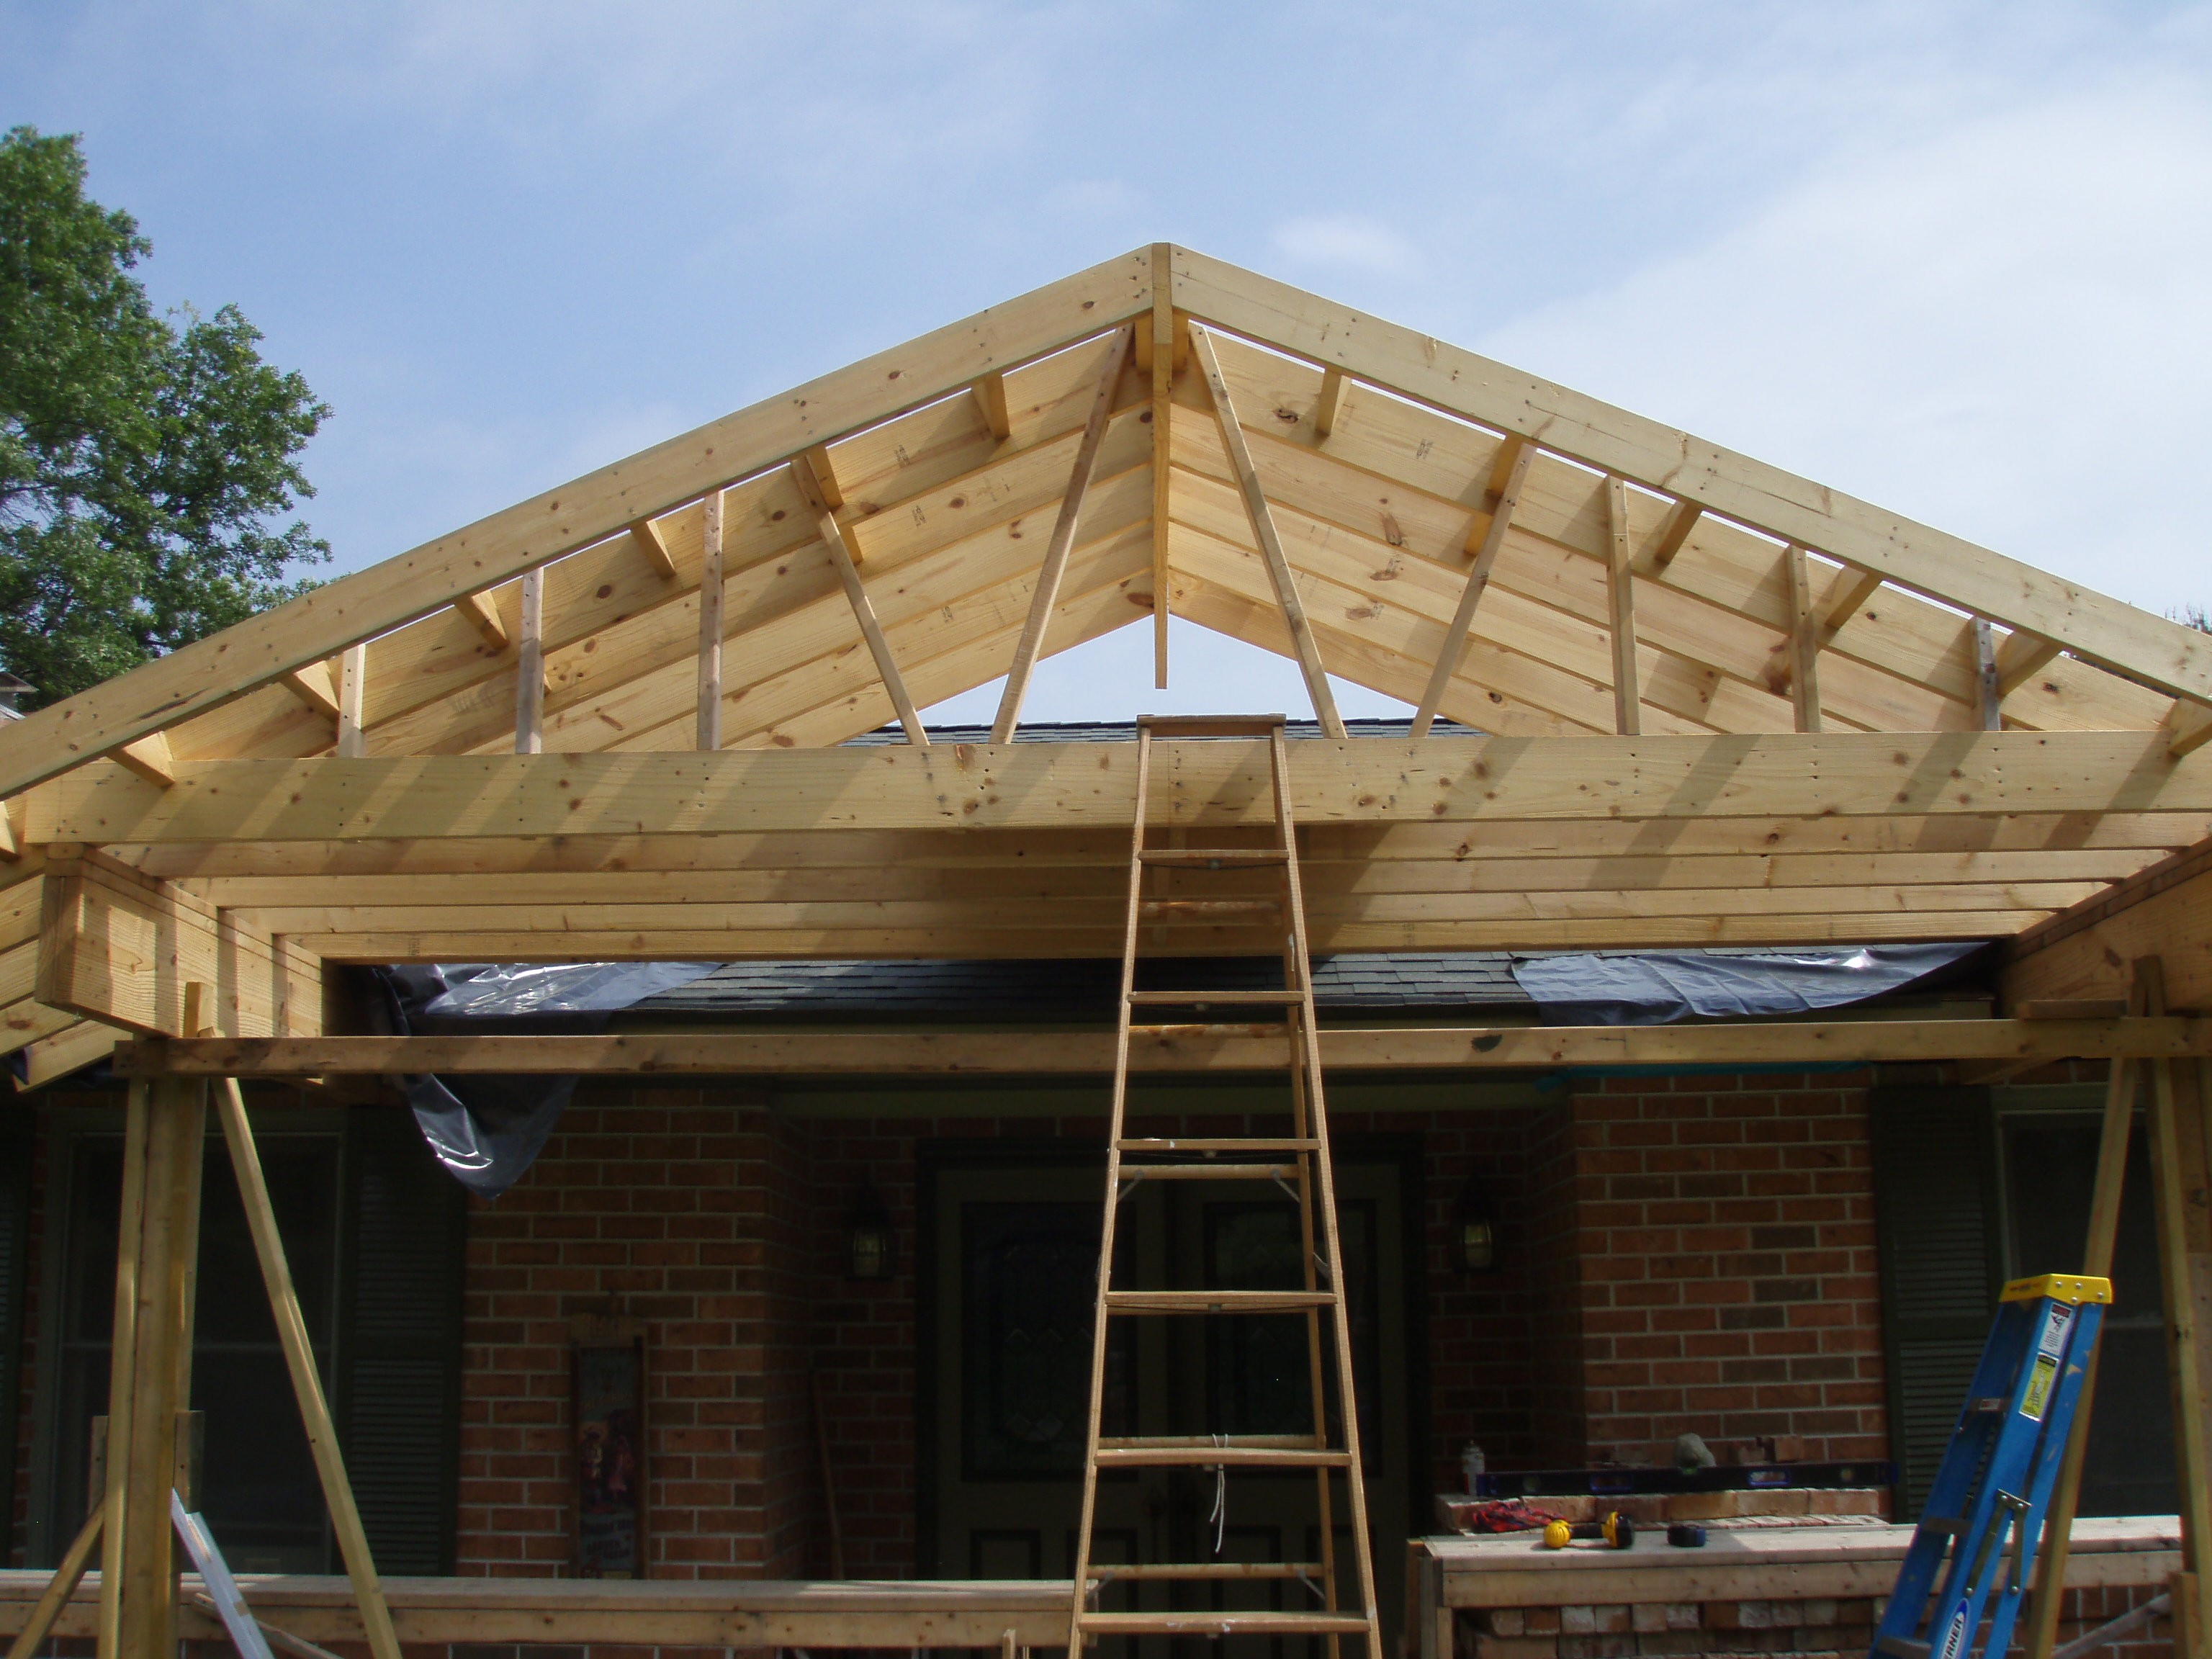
[29,732,2212,845]
[116,1016,2212,1077]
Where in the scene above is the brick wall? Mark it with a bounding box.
[1529,1073,1889,1469]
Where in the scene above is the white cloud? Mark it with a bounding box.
[1477,72,2212,616]
[1271,215,1425,279]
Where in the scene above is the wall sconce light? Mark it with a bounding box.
[848,1187,896,1282]
[1452,1175,1498,1274]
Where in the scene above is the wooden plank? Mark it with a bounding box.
[1170,245,2212,706]
[217,1079,403,1659]
[627,516,678,580]
[1411,437,1535,737]
[0,999,76,1056]
[31,732,2212,845]
[20,1020,119,1087]
[697,488,724,752]
[336,646,365,760]
[1637,499,1703,579]
[453,589,508,651]
[109,733,176,788]
[117,1016,2212,1076]
[0,249,1150,796]
[1187,324,1345,737]
[1606,475,1642,736]
[515,569,544,755]
[1784,544,1824,734]
[279,661,340,721]
[791,455,928,745]
[992,326,1133,742]
[2004,840,2212,1013]
[1151,244,1174,689]
[35,849,323,1040]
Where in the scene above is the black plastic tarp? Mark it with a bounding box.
[1506,943,1987,1025]
[373,963,719,1198]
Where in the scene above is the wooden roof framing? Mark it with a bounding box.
[2,244,2210,1074]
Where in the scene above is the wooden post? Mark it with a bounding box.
[516,567,544,755]
[2026,967,2149,1659]
[2146,981,2211,1658]
[97,1074,205,1659]
[1150,243,1174,690]
[216,1079,404,1659]
[1604,477,1641,737]
[336,645,366,759]
[698,489,724,752]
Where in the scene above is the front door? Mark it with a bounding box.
[925,1149,1416,1658]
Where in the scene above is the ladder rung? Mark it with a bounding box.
[1876,1639,1933,1659]
[1080,1614,1372,1637]
[1100,1434,1316,1449]
[1117,1138,1320,1153]
[1920,1514,1965,1535]
[1093,1562,1326,1581]
[1137,899,1280,920]
[1128,989,1304,1004]
[1105,1290,1335,1313]
[1137,714,1286,735]
[1117,1162,1302,1182]
[1096,1446,1351,1468]
[1138,848,1290,866]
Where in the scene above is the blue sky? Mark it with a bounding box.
[8,1,2211,724]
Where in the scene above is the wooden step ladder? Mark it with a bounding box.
[1066,715,1382,1658]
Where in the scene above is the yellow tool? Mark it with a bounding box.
[1540,1511,1634,1550]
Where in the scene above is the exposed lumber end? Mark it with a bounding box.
[2002,835,2212,1013]
[454,589,509,650]
[35,849,324,1040]
[19,1019,120,1087]
[627,516,679,580]
[109,732,177,788]
[281,660,342,720]
[2170,698,2212,760]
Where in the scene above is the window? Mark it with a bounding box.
[30,1102,465,1573]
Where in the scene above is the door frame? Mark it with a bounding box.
[914,1130,1430,1580]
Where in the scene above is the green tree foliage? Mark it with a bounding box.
[0,126,329,709]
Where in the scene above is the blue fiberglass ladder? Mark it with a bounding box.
[1870,1274,2113,1659]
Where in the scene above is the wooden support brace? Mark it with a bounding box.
[1188,323,1345,738]
[0,804,18,862]
[217,1078,404,1659]
[802,445,845,510]
[108,732,176,788]
[976,373,1012,441]
[791,455,928,745]
[1822,567,1885,638]
[1411,437,1537,737]
[515,570,544,755]
[1151,243,1175,690]
[1997,631,2065,696]
[697,488,724,752]
[1637,499,1703,579]
[336,646,365,760]
[6,1501,102,1659]
[1783,544,1824,734]
[279,661,340,721]
[1974,618,2005,732]
[992,326,1133,744]
[1312,367,1345,439]
[626,516,678,581]
[2170,699,2212,762]
[453,589,508,651]
[1605,476,1642,737]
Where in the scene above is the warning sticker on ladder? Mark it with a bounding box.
[2020,1302,2074,1421]
[1937,1606,1972,1659]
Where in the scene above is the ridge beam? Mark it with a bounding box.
[792,455,928,746]
[1189,323,1345,739]
[992,328,1133,744]
[1412,436,1537,737]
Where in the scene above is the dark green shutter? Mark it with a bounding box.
[336,1109,466,1573]
[0,1116,32,1563]
[1869,1087,2001,1519]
